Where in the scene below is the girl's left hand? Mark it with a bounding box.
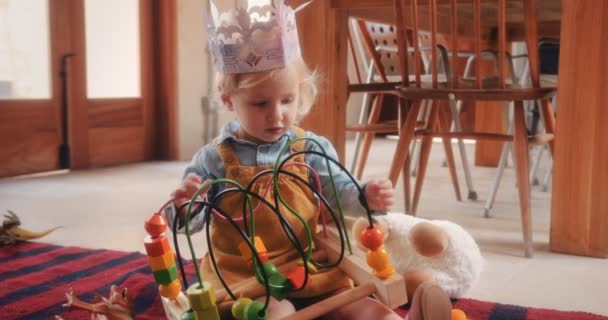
[364,178,395,211]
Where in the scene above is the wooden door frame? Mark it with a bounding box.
[62,0,178,169]
[152,0,178,161]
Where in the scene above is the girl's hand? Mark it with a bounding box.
[171,174,205,213]
[364,178,395,211]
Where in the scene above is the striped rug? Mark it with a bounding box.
[1,242,605,320]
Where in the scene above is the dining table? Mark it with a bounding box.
[296,0,608,258]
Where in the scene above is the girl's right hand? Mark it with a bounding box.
[171,174,205,213]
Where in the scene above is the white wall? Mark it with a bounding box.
[177,0,234,161]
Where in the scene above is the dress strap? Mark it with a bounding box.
[215,140,240,167]
[289,126,307,163]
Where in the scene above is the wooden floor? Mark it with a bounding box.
[0,138,606,316]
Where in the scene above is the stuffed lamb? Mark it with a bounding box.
[352,213,483,299]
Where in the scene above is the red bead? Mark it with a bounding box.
[286,266,311,290]
[144,235,171,257]
[360,226,384,250]
[145,213,168,237]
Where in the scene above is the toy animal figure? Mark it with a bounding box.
[0,210,62,246]
[352,213,483,300]
[57,285,134,320]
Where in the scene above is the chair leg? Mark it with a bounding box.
[411,103,439,215]
[483,102,514,217]
[437,105,462,202]
[401,153,412,214]
[513,100,533,258]
[388,100,422,186]
[539,98,556,155]
[354,95,385,179]
[410,101,430,177]
[449,98,477,200]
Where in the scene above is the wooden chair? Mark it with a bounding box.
[388,0,557,257]
[347,19,470,212]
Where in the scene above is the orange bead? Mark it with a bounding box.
[360,226,384,250]
[159,279,182,300]
[366,247,390,271]
[451,309,468,320]
[145,213,168,237]
[286,266,312,290]
[144,235,170,257]
[373,264,395,279]
[147,249,176,271]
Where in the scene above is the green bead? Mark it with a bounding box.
[231,297,253,320]
[152,264,178,285]
[180,310,196,320]
[244,301,267,320]
[255,261,279,284]
[268,274,291,301]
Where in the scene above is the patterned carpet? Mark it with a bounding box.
[1,242,605,320]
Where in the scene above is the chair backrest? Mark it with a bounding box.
[392,0,543,90]
[354,19,447,82]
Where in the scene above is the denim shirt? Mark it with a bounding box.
[167,121,367,233]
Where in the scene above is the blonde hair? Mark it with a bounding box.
[216,59,319,120]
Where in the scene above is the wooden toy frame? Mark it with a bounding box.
[160,224,407,319]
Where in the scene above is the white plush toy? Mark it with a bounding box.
[352,213,483,300]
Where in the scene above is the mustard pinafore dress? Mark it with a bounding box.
[200,127,352,301]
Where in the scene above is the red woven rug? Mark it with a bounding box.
[1,242,605,320]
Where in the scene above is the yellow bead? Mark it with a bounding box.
[238,236,267,262]
[366,247,390,271]
[159,279,182,300]
[192,305,220,320]
[187,282,216,311]
[232,297,253,320]
[297,260,318,273]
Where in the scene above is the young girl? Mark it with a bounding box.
[166,2,451,319]
[169,56,405,319]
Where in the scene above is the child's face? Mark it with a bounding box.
[224,65,299,144]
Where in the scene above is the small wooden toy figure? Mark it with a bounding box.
[57,285,134,320]
[1,210,61,246]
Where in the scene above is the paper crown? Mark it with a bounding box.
[206,0,303,74]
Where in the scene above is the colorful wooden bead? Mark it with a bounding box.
[159,278,182,300]
[238,236,268,263]
[373,264,395,279]
[360,226,384,250]
[187,282,217,311]
[243,301,267,320]
[179,310,195,320]
[286,266,311,290]
[145,213,168,237]
[254,262,291,300]
[153,264,179,285]
[366,246,395,279]
[191,306,220,320]
[147,250,176,271]
[297,260,318,273]
[255,261,280,283]
[144,235,171,257]
[451,309,468,320]
[268,273,291,300]
[231,297,253,320]
[366,247,390,270]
